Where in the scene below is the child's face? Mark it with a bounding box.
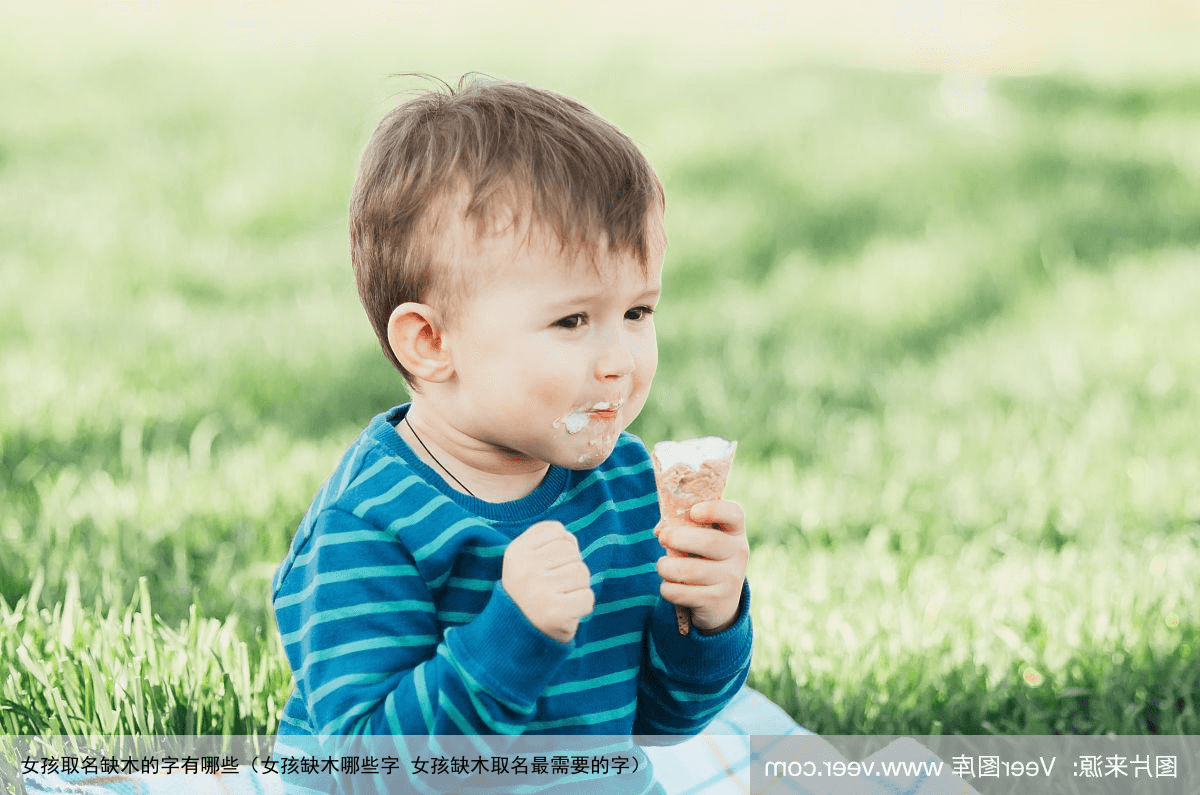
[441,215,664,471]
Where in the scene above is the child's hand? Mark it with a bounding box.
[656,500,748,634]
[502,520,595,643]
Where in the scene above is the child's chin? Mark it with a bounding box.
[564,440,619,470]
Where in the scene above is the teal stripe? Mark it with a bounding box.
[310,443,370,514]
[570,630,642,658]
[617,490,660,512]
[646,628,667,672]
[665,668,747,703]
[637,683,728,727]
[442,692,481,734]
[453,543,505,558]
[526,700,636,731]
[379,688,402,735]
[547,468,601,510]
[586,451,653,486]
[580,527,657,559]
[436,611,476,624]
[590,594,658,617]
[592,561,658,584]
[320,697,376,737]
[310,479,333,517]
[274,564,420,610]
[567,500,612,535]
[544,666,637,697]
[566,492,658,541]
[413,516,480,561]
[276,713,309,733]
[642,625,748,712]
[291,528,396,568]
[352,474,421,517]
[280,600,434,646]
[303,634,438,673]
[330,448,364,499]
[383,494,446,535]
[342,455,390,497]
[549,456,653,509]
[572,490,657,534]
[436,646,528,732]
[444,575,494,591]
[413,663,434,732]
[310,671,391,719]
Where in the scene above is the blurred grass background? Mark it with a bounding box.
[3,0,1200,739]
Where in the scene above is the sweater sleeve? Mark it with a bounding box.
[274,508,573,737]
[632,581,753,738]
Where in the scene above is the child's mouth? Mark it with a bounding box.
[587,400,622,421]
[555,400,623,433]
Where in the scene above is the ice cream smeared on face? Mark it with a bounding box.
[555,411,591,434]
[553,400,623,435]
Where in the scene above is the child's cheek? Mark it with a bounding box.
[626,379,650,421]
[628,344,657,417]
[529,374,571,418]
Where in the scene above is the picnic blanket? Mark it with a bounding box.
[643,687,978,795]
[20,687,977,795]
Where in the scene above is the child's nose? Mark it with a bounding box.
[595,334,636,380]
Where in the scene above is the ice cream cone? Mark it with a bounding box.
[650,436,737,634]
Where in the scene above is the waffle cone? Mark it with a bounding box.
[650,437,736,634]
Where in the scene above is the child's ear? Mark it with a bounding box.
[387,302,454,383]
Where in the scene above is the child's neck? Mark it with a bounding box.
[398,402,550,503]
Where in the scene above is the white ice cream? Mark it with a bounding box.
[555,411,590,434]
[652,436,735,470]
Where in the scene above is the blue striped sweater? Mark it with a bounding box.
[272,405,752,792]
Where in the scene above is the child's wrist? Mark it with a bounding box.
[695,614,736,635]
[693,582,749,635]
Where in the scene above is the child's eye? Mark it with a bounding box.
[554,313,587,329]
[625,306,655,322]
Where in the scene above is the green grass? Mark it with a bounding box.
[3,5,1200,745]
[2,575,286,738]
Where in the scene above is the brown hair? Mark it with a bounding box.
[349,75,665,383]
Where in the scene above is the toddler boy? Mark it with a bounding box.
[272,77,752,792]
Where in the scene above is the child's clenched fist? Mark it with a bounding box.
[502,520,595,642]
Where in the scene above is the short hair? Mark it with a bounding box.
[349,75,665,384]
